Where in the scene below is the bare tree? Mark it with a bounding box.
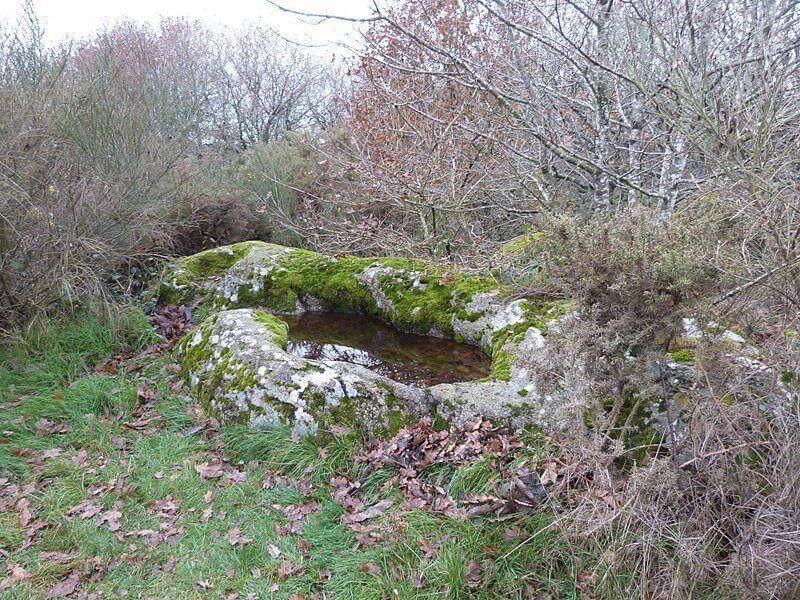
[212,27,340,149]
[269,0,800,269]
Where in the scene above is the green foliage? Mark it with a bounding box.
[0,306,156,389]
[537,206,721,328]
[669,348,694,362]
[223,134,327,248]
[180,242,264,278]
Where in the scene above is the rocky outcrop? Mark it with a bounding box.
[165,242,566,436]
[159,241,537,345]
[166,242,778,447]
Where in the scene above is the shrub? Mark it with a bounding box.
[0,12,338,327]
[523,206,799,597]
[0,17,207,326]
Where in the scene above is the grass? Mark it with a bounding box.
[0,308,599,598]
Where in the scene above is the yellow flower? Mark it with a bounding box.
[48,184,56,192]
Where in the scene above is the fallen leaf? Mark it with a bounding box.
[73,501,102,520]
[71,450,90,468]
[195,461,225,480]
[47,570,81,598]
[225,527,252,546]
[225,470,246,484]
[295,477,312,496]
[40,551,77,563]
[97,506,123,532]
[35,418,70,435]
[163,556,178,572]
[267,543,282,559]
[342,499,392,524]
[122,416,157,430]
[465,559,485,587]
[357,562,381,575]
[18,498,32,528]
[0,564,33,590]
[503,525,526,540]
[277,561,303,579]
[539,462,559,486]
[296,538,310,555]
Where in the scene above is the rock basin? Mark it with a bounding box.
[166,242,567,437]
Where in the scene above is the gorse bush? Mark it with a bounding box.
[523,207,722,457]
[221,133,333,249]
[536,206,723,324]
[520,207,799,597]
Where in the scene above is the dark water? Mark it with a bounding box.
[282,312,491,387]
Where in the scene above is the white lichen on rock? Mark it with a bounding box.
[178,308,428,437]
[431,324,566,429]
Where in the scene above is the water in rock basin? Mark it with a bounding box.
[282,311,491,387]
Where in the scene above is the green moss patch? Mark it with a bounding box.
[669,348,694,363]
[251,309,290,348]
[181,241,265,277]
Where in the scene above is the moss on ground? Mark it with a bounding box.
[175,314,260,418]
[669,348,694,362]
[304,389,358,434]
[157,242,266,305]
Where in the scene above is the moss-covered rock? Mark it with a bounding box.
[158,241,527,347]
[178,308,427,438]
[158,242,266,305]
[168,243,783,458]
[166,242,575,434]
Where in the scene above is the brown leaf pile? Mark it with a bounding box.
[354,417,548,518]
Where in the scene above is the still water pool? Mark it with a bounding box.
[281,311,491,387]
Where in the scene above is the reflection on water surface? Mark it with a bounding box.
[282,312,491,387]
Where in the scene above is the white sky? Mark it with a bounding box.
[0,0,373,56]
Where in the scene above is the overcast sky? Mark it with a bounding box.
[0,0,373,56]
